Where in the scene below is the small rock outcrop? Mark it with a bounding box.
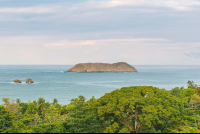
[26,78,34,83]
[14,79,21,83]
[66,62,137,72]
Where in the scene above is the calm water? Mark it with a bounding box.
[0,65,200,105]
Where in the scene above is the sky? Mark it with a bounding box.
[0,0,200,65]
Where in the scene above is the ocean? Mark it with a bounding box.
[0,65,200,105]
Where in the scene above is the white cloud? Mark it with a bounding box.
[0,35,200,64]
[73,0,200,11]
[43,38,168,49]
[0,5,60,14]
[1,0,200,14]
[0,0,199,23]
[43,40,97,48]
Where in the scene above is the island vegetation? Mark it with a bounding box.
[1,80,200,133]
[66,62,137,72]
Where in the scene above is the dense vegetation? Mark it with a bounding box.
[1,80,200,133]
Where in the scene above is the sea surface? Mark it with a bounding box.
[0,65,200,105]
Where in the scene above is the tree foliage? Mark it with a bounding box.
[0,106,14,133]
[1,83,200,133]
[187,80,198,89]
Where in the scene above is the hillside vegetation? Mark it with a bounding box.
[1,80,200,133]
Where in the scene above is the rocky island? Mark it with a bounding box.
[26,78,34,83]
[14,79,21,83]
[66,62,137,72]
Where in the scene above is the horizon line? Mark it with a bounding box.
[0,64,200,66]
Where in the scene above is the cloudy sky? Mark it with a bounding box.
[0,0,200,65]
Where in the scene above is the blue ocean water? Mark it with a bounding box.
[0,65,200,105]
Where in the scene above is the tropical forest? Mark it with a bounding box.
[1,80,200,133]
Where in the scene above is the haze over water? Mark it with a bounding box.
[0,65,200,105]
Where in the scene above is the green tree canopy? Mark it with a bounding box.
[89,86,190,133]
[0,106,14,133]
[187,80,198,89]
